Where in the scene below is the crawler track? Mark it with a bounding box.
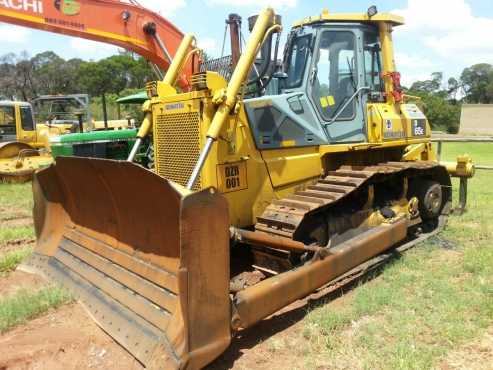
[255,161,451,243]
[313,210,448,297]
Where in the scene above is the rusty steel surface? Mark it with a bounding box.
[22,157,231,370]
[284,209,448,316]
[255,161,443,240]
[21,157,454,369]
[232,228,322,253]
[233,218,409,329]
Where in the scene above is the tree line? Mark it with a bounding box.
[0,50,155,101]
[405,63,493,133]
[0,50,492,133]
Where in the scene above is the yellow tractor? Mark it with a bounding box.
[23,7,474,369]
[0,100,63,182]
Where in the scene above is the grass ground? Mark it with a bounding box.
[0,182,33,212]
[286,143,493,369]
[0,286,72,333]
[0,182,69,333]
[0,182,34,244]
[0,246,32,276]
[0,143,491,369]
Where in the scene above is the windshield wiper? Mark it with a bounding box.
[346,56,357,91]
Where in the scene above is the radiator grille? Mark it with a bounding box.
[154,112,201,190]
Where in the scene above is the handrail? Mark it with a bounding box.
[323,86,370,126]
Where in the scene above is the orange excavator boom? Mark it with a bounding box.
[0,0,191,89]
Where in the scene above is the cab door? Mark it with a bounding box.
[0,104,17,143]
[16,105,37,145]
[307,29,366,143]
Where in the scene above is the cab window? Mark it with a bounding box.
[20,106,35,131]
[285,35,311,88]
[363,31,383,92]
[0,106,16,135]
[311,31,356,120]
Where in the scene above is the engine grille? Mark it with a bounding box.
[154,112,202,190]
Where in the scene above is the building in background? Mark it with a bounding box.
[460,104,493,135]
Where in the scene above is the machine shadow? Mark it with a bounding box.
[206,249,405,370]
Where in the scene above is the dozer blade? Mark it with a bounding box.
[20,157,231,370]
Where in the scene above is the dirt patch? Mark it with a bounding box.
[0,217,33,229]
[207,312,307,370]
[438,326,493,370]
[206,283,357,370]
[0,207,30,217]
[0,240,35,257]
[0,303,143,370]
[0,271,45,298]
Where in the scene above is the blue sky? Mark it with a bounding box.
[1,0,493,87]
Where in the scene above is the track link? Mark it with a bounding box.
[255,161,445,241]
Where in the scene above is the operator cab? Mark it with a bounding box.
[32,94,90,127]
[0,101,36,143]
[283,21,385,141]
[244,8,403,148]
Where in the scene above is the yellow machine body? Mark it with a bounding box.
[0,101,60,182]
[24,7,472,370]
[150,73,436,228]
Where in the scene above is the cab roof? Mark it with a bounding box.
[293,9,404,28]
[0,100,31,107]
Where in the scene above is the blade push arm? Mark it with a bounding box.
[186,7,281,189]
[0,0,191,89]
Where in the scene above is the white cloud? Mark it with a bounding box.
[395,53,437,87]
[395,52,435,70]
[393,0,470,32]
[400,71,433,89]
[131,0,186,17]
[393,0,493,64]
[69,38,120,59]
[206,0,296,9]
[198,37,219,56]
[0,24,30,43]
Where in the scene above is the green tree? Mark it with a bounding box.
[447,77,460,101]
[0,50,154,101]
[407,72,461,133]
[31,51,83,95]
[460,63,493,103]
[14,52,36,101]
[76,53,153,96]
[0,53,22,99]
[410,72,443,93]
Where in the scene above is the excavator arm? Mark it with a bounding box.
[0,0,191,89]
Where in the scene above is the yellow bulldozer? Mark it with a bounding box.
[21,6,474,370]
[0,100,65,182]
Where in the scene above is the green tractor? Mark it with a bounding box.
[48,91,154,167]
